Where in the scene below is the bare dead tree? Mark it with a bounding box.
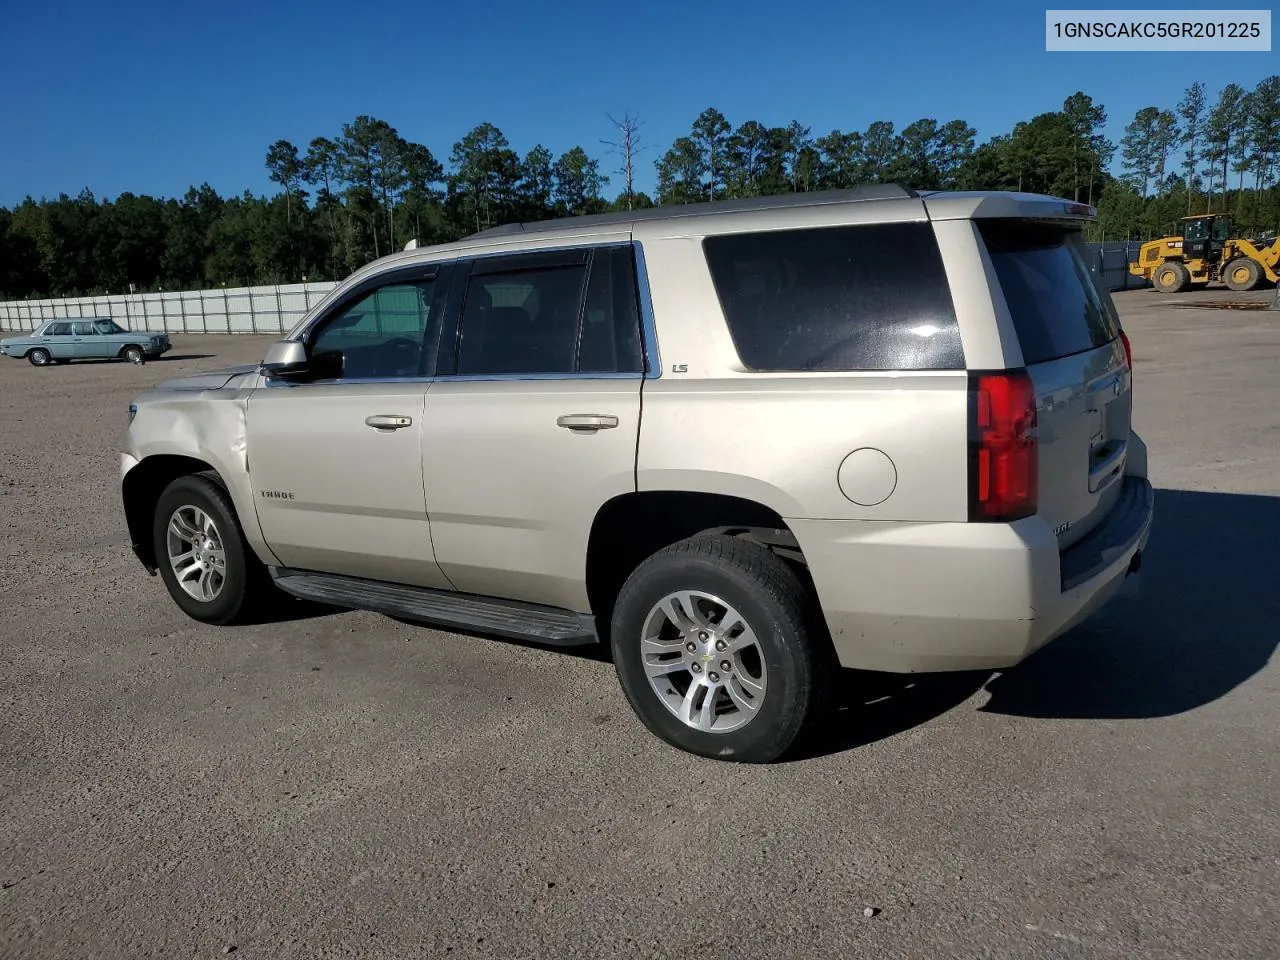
[602,112,649,209]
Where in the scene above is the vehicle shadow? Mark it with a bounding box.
[240,595,345,626]
[794,487,1280,759]
[69,354,216,365]
[385,614,614,663]
[793,669,990,760]
[980,487,1280,720]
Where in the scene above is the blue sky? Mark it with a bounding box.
[3,0,1275,207]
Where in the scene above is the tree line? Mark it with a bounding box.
[1,76,1277,300]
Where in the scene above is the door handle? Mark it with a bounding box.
[365,414,413,430]
[557,414,619,432]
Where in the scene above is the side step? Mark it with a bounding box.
[270,568,599,646]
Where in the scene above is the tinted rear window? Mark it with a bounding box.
[702,222,964,372]
[978,220,1121,365]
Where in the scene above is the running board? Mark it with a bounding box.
[269,568,598,646]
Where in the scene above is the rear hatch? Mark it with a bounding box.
[977,219,1131,549]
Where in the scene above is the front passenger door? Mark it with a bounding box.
[245,263,454,589]
[41,322,75,359]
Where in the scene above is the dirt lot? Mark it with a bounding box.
[2,288,1279,959]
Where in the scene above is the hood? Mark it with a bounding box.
[152,363,261,392]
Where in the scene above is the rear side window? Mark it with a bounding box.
[456,261,589,376]
[578,246,645,374]
[702,222,964,372]
[978,220,1121,365]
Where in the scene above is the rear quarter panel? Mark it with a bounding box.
[634,230,970,522]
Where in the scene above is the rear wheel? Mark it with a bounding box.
[27,348,51,367]
[610,534,830,763]
[1223,257,1262,292]
[1153,262,1190,293]
[121,345,145,364]
[152,474,271,625]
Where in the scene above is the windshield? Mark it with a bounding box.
[1183,220,1209,241]
[93,319,124,334]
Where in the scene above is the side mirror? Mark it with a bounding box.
[260,339,308,377]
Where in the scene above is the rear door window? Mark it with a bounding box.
[701,222,964,372]
[455,258,589,376]
[977,220,1121,366]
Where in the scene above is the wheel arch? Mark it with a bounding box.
[585,490,810,632]
[123,455,223,572]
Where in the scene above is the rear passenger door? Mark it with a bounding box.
[421,240,646,613]
[69,322,103,358]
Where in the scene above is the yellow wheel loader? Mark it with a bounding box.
[1128,214,1280,293]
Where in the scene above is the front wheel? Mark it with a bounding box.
[610,534,831,763]
[27,348,51,367]
[1223,257,1262,292]
[152,474,271,625]
[121,345,145,364]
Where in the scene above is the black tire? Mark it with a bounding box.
[121,345,145,364]
[27,348,51,367]
[152,474,270,625]
[1223,257,1262,292]
[610,534,831,763]
[1153,261,1189,293]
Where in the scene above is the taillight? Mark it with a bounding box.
[969,370,1038,522]
[1119,329,1133,405]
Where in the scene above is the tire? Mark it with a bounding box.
[610,534,831,763]
[1223,257,1262,292]
[1152,262,1190,293]
[27,348,51,367]
[121,345,145,364]
[152,474,270,625]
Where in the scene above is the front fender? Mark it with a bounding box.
[125,389,280,569]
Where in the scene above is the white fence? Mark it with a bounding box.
[0,282,339,334]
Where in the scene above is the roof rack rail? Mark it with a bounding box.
[464,184,922,239]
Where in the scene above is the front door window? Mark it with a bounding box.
[308,278,440,380]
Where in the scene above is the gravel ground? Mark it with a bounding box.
[2,288,1278,959]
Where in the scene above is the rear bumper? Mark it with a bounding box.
[789,475,1154,673]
